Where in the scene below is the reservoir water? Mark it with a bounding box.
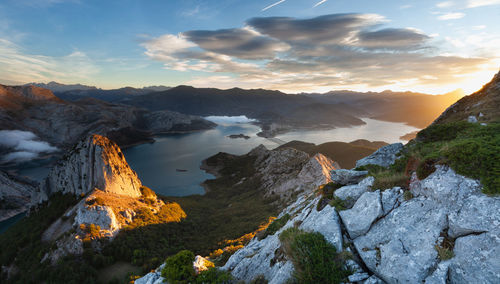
[15,116,419,197]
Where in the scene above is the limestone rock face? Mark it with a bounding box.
[0,171,35,221]
[339,190,383,239]
[135,264,166,284]
[355,143,403,168]
[253,146,339,200]
[74,204,120,233]
[38,134,142,202]
[334,176,374,201]
[193,255,213,274]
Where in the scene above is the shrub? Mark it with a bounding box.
[416,159,437,180]
[329,197,348,211]
[195,267,233,284]
[417,121,473,142]
[140,186,157,199]
[279,228,350,283]
[258,214,290,240]
[403,191,413,201]
[435,245,454,260]
[161,250,196,283]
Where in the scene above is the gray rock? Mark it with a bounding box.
[330,169,368,185]
[448,194,500,238]
[299,203,343,251]
[334,176,374,202]
[354,198,447,284]
[340,191,383,239]
[74,204,120,233]
[135,264,166,284]
[468,115,478,123]
[348,272,370,282]
[450,233,500,283]
[363,275,384,284]
[424,261,451,284]
[410,166,480,205]
[380,187,403,216]
[355,143,403,168]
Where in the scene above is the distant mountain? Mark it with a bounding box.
[27,81,98,92]
[26,82,171,102]
[0,84,214,153]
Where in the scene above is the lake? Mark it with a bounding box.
[15,116,419,197]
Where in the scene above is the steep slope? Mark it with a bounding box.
[34,135,143,203]
[0,171,36,221]
[434,70,500,124]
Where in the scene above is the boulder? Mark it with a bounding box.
[330,169,368,185]
[448,194,500,238]
[334,176,374,202]
[135,264,165,284]
[355,143,403,168]
[74,203,120,233]
[299,203,343,251]
[354,198,448,284]
[424,260,451,284]
[380,187,403,216]
[339,190,383,239]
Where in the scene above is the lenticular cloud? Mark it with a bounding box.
[0,130,58,163]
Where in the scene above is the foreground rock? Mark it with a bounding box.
[0,171,36,221]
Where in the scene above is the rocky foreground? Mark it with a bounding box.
[138,142,500,284]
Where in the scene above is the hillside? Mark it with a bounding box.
[0,84,215,156]
[278,139,388,169]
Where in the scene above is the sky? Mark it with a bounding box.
[0,0,499,94]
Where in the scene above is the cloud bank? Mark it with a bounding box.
[0,130,58,163]
[142,13,495,93]
[204,115,257,124]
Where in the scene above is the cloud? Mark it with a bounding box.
[0,38,98,85]
[467,0,500,7]
[262,0,286,11]
[313,0,328,8]
[436,1,454,8]
[437,12,466,20]
[142,13,494,93]
[0,130,58,163]
[183,28,289,60]
[356,28,430,50]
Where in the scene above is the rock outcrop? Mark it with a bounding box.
[0,171,36,221]
[212,148,500,284]
[355,143,403,168]
[35,134,142,202]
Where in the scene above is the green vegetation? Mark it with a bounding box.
[258,214,290,240]
[316,182,343,211]
[329,196,348,211]
[435,245,454,261]
[279,228,350,283]
[161,250,196,283]
[196,267,233,284]
[403,191,413,201]
[103,153,279,272]
[356,122,499,194]
[160,250,232,284]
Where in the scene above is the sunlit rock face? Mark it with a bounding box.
[35,134,142,202]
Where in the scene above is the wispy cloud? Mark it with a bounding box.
[262,0,286,11]
[313,0,328,8]
[437,12,465,20]
[0,38,98,85]
[436,1,454,8]
[467,0,500,7]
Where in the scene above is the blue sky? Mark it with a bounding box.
[0,0,499,94]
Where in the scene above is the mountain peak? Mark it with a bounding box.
[35,134,142,203]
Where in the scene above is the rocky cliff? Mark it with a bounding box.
[34,134,143,203]
[0,171,36,221]
[32,134,180,264]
